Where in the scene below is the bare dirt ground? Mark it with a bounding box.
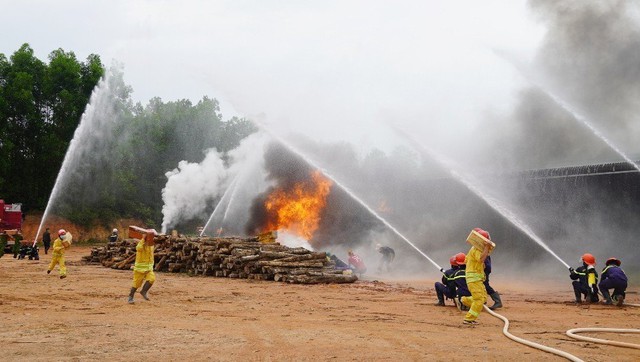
[1,246,638,361]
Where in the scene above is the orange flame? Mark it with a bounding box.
[263,170,332,240]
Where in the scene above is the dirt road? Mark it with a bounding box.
[1,246,638,361]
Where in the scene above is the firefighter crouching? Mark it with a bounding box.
[569,253,599,304]
[435,255,459,306]
[452,252,471,310]
[128,229,158,304]
[599,257,627,306]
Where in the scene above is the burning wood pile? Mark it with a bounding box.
[83,233,357,284]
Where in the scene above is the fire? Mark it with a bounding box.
[263,170,332,240]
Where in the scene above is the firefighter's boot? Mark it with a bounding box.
[434,289,445,306]
[600,289,613,305]
[128,287,137,304]
[140,281,152,301]
[573,288,582,304]
[489,292,503,310]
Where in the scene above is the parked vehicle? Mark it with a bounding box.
[0,199,24,255]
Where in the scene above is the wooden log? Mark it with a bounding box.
[115,253,136,269]
[231,248,258,257]
[257,251,296,260]
[286,274,358,284]
[286,247,312,255]
[85,233,357,284]
[155,255,168,271]
[259,244,288,252]
[255,260,324,268]
[276,253,327,262]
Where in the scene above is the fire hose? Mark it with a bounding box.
[484,305,640,361]
[565,328,640,349]
[483,305,584,362]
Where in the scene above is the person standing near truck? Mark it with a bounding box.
[12,233,23,258]
[42,228,51,254]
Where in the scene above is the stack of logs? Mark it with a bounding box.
[83,234,357,284]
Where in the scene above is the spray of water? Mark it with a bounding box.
[222,177,242,223]
[534,86,640,173]
[33,72,120,246]
[199,132,270,236]
[256,122,443,271]
[200,174,239,236]
[391,124,571,269]
[493,50,640,173]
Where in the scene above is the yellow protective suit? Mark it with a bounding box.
[132,239,155,289]
[48,237,68,277]
[461,246,487,322]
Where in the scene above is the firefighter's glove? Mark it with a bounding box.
[569,267,574,273]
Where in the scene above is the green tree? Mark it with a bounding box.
[1,44,47,207]
[217,116,257,152]
[0,44,103,210]
[1,43,257,230]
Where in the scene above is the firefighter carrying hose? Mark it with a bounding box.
[47,229,71,279]
[128,229,157,304]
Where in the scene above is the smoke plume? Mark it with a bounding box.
[161,149,227,233]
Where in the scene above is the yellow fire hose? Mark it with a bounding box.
[485,304,640,361]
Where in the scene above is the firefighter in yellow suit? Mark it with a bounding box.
[460,231,491,325]
[128,229,157,304]
[47,229,71,279]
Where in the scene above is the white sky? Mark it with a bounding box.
[0,0,544,153]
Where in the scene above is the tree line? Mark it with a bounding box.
[0,43,256,228]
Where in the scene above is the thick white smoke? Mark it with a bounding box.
[200,132,271,236]
[162,132,272,236]
[161,149,227,233]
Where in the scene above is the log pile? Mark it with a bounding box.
[83,234,357,284]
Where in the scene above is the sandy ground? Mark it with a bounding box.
[1,246,639,362]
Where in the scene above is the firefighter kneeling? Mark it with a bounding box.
[128,229,157,304]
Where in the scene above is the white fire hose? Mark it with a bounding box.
[484,304,640,361]
[483,306,584,362]
[565,328,640,349]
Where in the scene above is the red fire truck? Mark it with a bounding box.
[0,199,23,254]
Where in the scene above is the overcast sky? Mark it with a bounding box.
[1,1,543,152]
